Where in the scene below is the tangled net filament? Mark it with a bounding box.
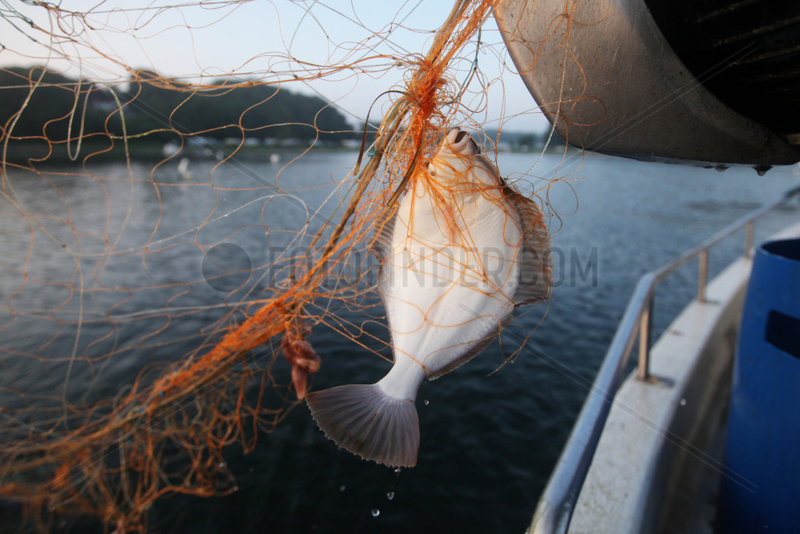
[0,0,524,531]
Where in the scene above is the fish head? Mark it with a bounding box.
[425,128,501,190]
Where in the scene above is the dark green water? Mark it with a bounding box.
[1,151,798,533]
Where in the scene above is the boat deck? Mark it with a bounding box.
[569,221,800,534]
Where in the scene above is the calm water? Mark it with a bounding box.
[1,150,799,533]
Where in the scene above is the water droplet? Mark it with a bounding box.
[248,467,254,473]
[339,485,346,492]
[424,399,429,406]
[218,462,226,469]
[394,468,402,474]
[371,508,380,517]
[386,491,395,501]
[679,398,686,406]
[754,164,772,176]
[233,485,239,492]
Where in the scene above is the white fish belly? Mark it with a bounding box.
[380,182,522,379]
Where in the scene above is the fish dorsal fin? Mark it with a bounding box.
[505,188,552,306]
[425,330,498,381]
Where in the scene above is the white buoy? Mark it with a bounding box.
[162,142,179,157]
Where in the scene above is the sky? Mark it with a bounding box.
[0,0,550,133]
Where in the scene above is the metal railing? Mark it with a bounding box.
[528,185,800,534]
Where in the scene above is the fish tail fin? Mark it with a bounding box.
[306,384,419,467]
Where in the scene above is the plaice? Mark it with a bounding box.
[306,128,551,467]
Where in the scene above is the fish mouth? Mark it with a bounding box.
[445,128,480,155]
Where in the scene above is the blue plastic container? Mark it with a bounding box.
[720,237,800,533]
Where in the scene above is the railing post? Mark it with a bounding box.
[698,250,708,302]
[745,220,755,258]
[528,189,795,534]
[637,296,653,381]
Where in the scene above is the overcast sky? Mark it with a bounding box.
[0,0,550,132]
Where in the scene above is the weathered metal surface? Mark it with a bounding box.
[494,0,800,167]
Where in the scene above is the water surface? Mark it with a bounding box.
[1,150,798,533]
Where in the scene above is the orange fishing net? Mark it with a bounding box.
[0,0,573,531]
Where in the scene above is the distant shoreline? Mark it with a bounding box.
[3,138,573,166]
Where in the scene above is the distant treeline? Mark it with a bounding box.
[483,129,567,152]
[0,67,358,146]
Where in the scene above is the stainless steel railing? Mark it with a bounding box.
[528,185,800,534]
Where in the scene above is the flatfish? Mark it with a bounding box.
[306,128,551,467]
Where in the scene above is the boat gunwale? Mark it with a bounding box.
[527,185,800,534]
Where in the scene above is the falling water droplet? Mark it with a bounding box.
[371,508,380,518]
[339,485,346,492]
[680,398,687,406]
[754,164,772,176]
[424,399,429,406]
[386,491,395,501]
[218,462,226,469]
[394,468,402,474]
[233,485,239,492]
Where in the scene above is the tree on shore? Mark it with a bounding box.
[0,67,355,146]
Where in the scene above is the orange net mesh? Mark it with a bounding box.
[0,0,578,531]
